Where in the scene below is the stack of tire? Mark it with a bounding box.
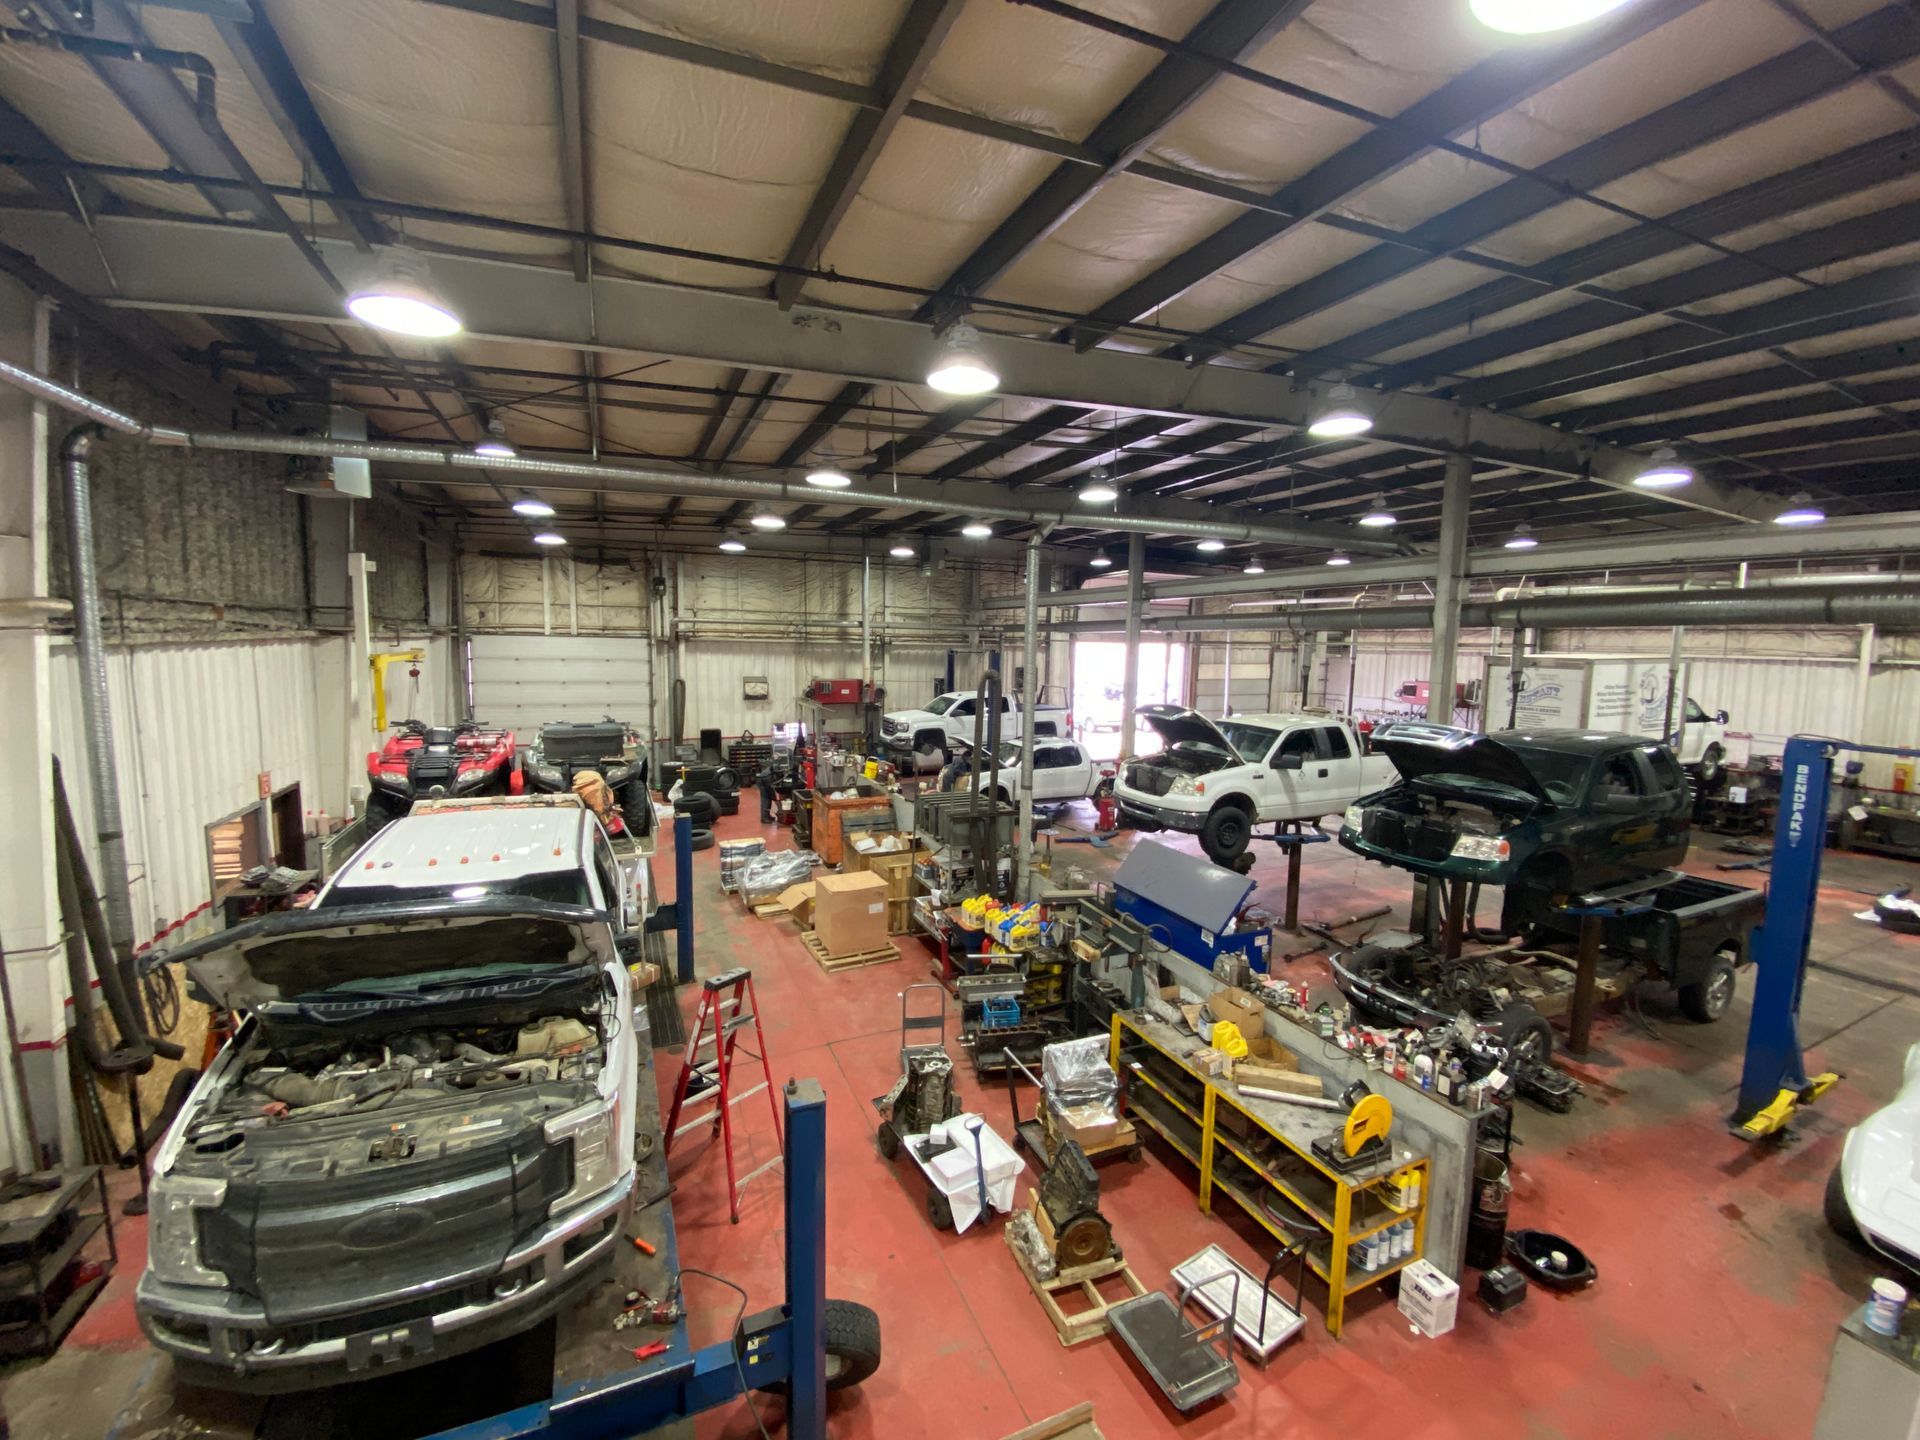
[672,790,717,851]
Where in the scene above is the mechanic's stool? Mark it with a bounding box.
[664,967,785,1222]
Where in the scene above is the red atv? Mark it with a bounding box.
[364,719,520,833]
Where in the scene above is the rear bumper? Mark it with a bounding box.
[137,1170,633,1393]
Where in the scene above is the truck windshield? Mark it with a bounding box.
[1217,723,1280,761]
[1502,746,1594,805]
[316,871,595,910]
[924,695,956,716]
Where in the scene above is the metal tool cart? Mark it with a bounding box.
[1111,1011,1429,1338]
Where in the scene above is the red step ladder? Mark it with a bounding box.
[663,967,784,1223]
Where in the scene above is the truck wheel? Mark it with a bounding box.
[1497,1004,1554,1063]
[914,744,944,774]
[1200,805,1251,865]
[1500,858,1570,936]
[1092,777,1114,800]
[1825,1162,1864,1246]
[1694,745,1726,794]
[1678,955,1737,1023]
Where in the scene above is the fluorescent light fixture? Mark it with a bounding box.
[1775,493,1826,526]
[717,536,747,553]
[474,417,515,459]
[511,494,554,518]
[1504,522,1538,550]
[1195,538,1226,553]
[750,508,787,530]
[532,531,566,547]
[1633,446,1693,489]
[1470,0,1633,36]
[805,465,852,489]
[889,543,915,559]
[1306,382,1373,439]
[1326,551,1351,567]
[1243,557,1266,575]
[1089,551,1113,569]
[1357,493,1397,528]
[1078,471,1119,505]
[345,246,462,338]
[927,321,999,395]
[961,520,993,538]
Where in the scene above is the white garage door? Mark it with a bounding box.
[468,635,652,736]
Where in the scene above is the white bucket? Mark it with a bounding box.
[1867,1277,1908,1336]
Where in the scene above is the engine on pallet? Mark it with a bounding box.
[1006,1136,1119,1282]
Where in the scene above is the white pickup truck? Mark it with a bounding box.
[1117,706,1395,865]
[954,738,1115,805]
[881,690,1070,770]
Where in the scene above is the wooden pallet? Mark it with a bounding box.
[997,1403,1104,1440]
[798,931,901,973]
[1006,1221,1145,1347]
[750,901,789,919]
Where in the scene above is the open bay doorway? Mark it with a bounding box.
[1070,638,1188,763]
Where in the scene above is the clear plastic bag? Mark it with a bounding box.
[739,849,818,906]
[1041,1035,1118,1112]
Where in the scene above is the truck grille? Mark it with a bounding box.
[881,717,902,736]
[1124,763,1173,797]
[1361,809,1455,861]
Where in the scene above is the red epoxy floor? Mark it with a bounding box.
[664,805,1914,1440]
[15,803,1915,1439]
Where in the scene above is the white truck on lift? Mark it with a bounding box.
[1116,706,1395,866]
[953,737,1115,805]
[880,689,1070,770]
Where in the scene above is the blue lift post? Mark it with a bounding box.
[1735,734,1920,1138]
[428,1079,832,1440]
[645,814,698,984]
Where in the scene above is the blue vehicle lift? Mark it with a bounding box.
[1734,734,1920,1139]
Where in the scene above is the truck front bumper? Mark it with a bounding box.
[1118,798,1206,833]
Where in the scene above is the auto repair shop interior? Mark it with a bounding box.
[5,0,1920,1436]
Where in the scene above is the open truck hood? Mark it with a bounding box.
[162,899,614,1011]
[1372,722,1550,804]
[1136,705,1245,761]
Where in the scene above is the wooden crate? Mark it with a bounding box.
[798,930,901,974]
[811,794,893,866]
[1006,1235,1146,1348]
[886,895,913,936]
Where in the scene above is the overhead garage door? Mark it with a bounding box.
[467,635,652,736]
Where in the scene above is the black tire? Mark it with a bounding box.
[674,792,716,823]
[1500,857,1570,936]
[760,1300,883,1394]
[876,1123,900,1161]
[1825,1162,1864,1246]
[687,826,715,851]
[622,790,652,837]
[1497,1004,1554,1064]
[1678,954,1737,1023]
[1200,804,1252,865]
[712,766,738,790]
[717,792,740,816]
[1092,777,1114,801]
[1695,744,1726,794]
[363,789,405,835]
[926,1189,953,1230]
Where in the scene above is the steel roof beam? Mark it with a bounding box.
[1065,0,1700,351]
[1322,128,1920,386]
[770,0,1315,470]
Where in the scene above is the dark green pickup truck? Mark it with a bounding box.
[1338,723,1693,933]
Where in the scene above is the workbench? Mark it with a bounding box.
[1110,1011,1429,1337]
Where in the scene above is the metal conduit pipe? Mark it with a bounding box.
[0,360,1392,552]
[1036,582,1920,636]
[59,427,143,974]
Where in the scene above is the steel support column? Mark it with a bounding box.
[1427,454,1471,724]
[1019,535,1040,897]
[1120,534,1145,763]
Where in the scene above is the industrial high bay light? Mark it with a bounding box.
[1633,446,1693,489]
[1470,0,1633,35]
[346,247,462,338]
[927,321,999,395]
[1306,382,1373,439]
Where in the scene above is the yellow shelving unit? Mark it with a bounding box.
[1111,1011,1431,1337]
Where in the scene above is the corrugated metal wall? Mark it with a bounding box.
[48,638,329,947]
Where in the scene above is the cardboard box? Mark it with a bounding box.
[775,882,815,928]
[1190,1047,1231,1077]
[813,870,890,956]
[1208,986,1266,1040]
[1236,1035,1316,1094]
[1053,1102,1120,1149]
[1398,1259,1458,1338]
[628,960,660,990]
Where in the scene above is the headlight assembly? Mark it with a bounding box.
[1167,775,1202,797]
[545,1097,621,1215]
[1344,805,1362,829]
[146,1175,229,1288]
[1450,834,1511,863]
